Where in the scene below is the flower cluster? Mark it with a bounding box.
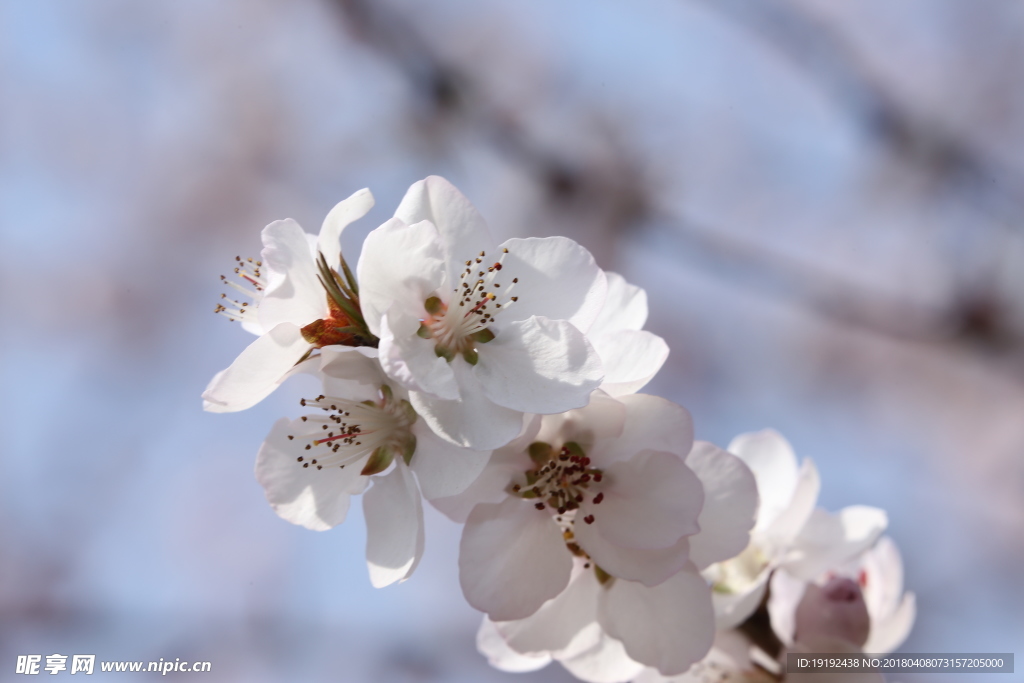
[204,177,913,682]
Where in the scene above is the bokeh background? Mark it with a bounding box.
[2,1,1023,681]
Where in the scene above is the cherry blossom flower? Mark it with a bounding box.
[356,176,608,449]
[706,430,888,629]
[472,436,759,680]
[255,346,490,587]
[204,188,378,413]
[443,392,700,619]
[768,536,916,655]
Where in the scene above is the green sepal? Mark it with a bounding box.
[315,252,373,339]
[434,345,455,362]
[380,384,394,403]
[294,347,317,367]
[520,489,538,499]
[361,446,395,476]
[528,442,553,465]
[470,328,495,343]
[462,349,479,365]
[400,399,418,425]
[338,251,359,295]
[594,565,614,586]
[399,434,417,466]
[417,323,433,339]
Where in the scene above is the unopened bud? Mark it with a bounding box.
[794,577,870,648]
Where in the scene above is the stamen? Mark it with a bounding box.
[421,245,520,358]
[512,440,606,552]
[287,388,416,471]
[215,255,266,323]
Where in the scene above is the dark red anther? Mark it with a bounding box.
[584,515,595,525]
[535,502,546,510]
[593,473,602,482]
[593,492,604,505]
[580,457,590,466]
[492,262,502,270]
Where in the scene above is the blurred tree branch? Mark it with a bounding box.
[688,0,1024,228]
[326,0,1023,367]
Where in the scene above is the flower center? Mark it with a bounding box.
[289,385,417,476]
[214,256,265,323]
[417,248,519,364]
[712,545,769,594]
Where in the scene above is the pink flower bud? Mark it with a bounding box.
[794,576,871,648]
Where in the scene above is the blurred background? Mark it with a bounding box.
[2,0,1022,681]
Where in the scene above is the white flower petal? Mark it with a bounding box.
[357,217,447,337]
[363,460,425,588]
[765,458,821,550]
[395,176,494,285]
[378,312,459,399]
[784,506,888,581]
[475,316,603,414]
[409,421,491,500]
[599,564,715,676]
[592,449,703,551]
[318,187,374,272]
[494,567,601,655]
[409,363,525,450]
[476,618,552,673]
[728,429,800,534]
[685,442,760,570]
[495,236,607,332]
[591,271,648,333]
[575,520,691,587]
[428,435,530,522]
[590,394,693,467]
[592,329,668,397]
[865,592,916,654]
[202,323,310,412]
[255,417,365,530]
[460,497,573,620]
[559,628,645,683]
[259,219,328,330]
[318,346,386,399]
[861,536,906,621]
[534,390,627,448]
[766,568,806,646]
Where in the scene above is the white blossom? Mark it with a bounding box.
[706,430,888,629]
[255,347,490,587]
[356,176,609,449]
[204,189,377,413]
[768,536,916,655]
[471,431,760,679]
